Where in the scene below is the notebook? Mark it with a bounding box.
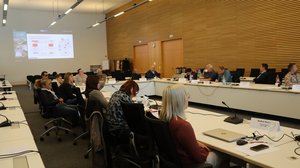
[203,128,245,142]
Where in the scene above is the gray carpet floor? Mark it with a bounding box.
[13,85,300,168]
[14,85,92,168]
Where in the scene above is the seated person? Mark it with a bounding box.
[51,74,63,95]
[202,64,217,81]
[105,80,139,145]
[34,71,49,89]
[217,66,232,83]
[85,75,108,118]
[52,73,63,87]
[159,84,227,168]
[59,72,78,105]
[253,63,269,84]
[74,68,87,86]
[284,63,300,86]
[131,69,141,80]
[145,65,160,79]
[96,68,107,80]
[184,68,197,80]
[40,79,79,125]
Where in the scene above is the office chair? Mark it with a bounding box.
[249,68,260,77]
[36,88,76,142]
[144,113,212,168]
[121,103,156,161]
[90,111,148,168]
[73,97,103,159]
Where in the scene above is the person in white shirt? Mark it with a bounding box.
[74,68,87,86]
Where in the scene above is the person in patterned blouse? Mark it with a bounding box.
[105,80,139,145]
[284,63,300,87]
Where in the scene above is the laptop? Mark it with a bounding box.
[203,128,245,142]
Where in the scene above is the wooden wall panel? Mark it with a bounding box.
[107,0,300,76]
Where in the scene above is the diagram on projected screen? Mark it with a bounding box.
[26,34,74,59]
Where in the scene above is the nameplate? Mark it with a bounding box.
[191,80,199,84]
[178,78,187,83]
[250,118,281,132]
[107,78,116,84]
[139,78,147,82]
[239,82,250,87]
[203,81,210,85]
[292,84,300,91]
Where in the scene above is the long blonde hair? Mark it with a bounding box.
[159,84,189,122]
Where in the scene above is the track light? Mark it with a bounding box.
[114,11,125,17]
[48,0,84,28]
[87,0,153,29]
[2,0,9,26]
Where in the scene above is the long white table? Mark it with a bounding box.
[101,79,300,120]
[185,107,300,168]
[0,91,44,168]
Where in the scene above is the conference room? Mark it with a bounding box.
[1,0,300,168]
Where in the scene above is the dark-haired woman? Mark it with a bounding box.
[105,80,139,144]
[85,75,108,117]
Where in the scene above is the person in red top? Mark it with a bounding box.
[159,84,227,168]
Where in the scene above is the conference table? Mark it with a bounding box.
[101,79,300,120]
[0,80,13,91]
[0,91,44,168]
[185,106,300,168]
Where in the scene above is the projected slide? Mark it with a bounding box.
[27,34,74,59]
[13,31,28,58]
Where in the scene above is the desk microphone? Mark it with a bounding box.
[2,90,12,95]
[0,96,7,100]
[0,102,7,110]
[222,101,243,124]
[0,114,11,127]
[144,95,161,110]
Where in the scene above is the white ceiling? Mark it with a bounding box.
[1,0,132,13]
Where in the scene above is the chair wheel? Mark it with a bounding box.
[40,137,44,141]
[84,154,89,159]
[57,137,62,142]
[73,142,77,146]
[44,126,48,129]
[46,132,50,136]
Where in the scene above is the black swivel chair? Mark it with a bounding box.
[144,113,212,168]
[90,110,148,168]
[36,88,76,142]
[250,68,260,77]
[121,103,157,167]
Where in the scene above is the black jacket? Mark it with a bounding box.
[253,72,269,84]
[40,89,59,107]
[58,83,76,101]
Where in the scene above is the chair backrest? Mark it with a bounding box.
[51,82,60,96]
[90,111,112,168]
[35,88,54,118]
[121,103,148,135]
[86,97,104,119]
[250,68,260,77]
[236,68,245,77]
[144,115,182,168]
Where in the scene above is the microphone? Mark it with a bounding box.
[144,95,161,110]
[0,113,11,127]
[0,102,7,110]
[222,101,243,124]
[0,96,7,100]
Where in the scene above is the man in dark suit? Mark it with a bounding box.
[253,63,269,84]
[145,65,160,79]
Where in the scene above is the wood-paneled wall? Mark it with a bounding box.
[106,0,300,76]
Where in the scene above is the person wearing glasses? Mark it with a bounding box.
[105,80,139,145]
[160,84,227,168]
[74,68,87,86]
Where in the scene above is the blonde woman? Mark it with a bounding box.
[159,84,226,168]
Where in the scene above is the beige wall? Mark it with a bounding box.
[106,0,300,76]
[0,8,107,84]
